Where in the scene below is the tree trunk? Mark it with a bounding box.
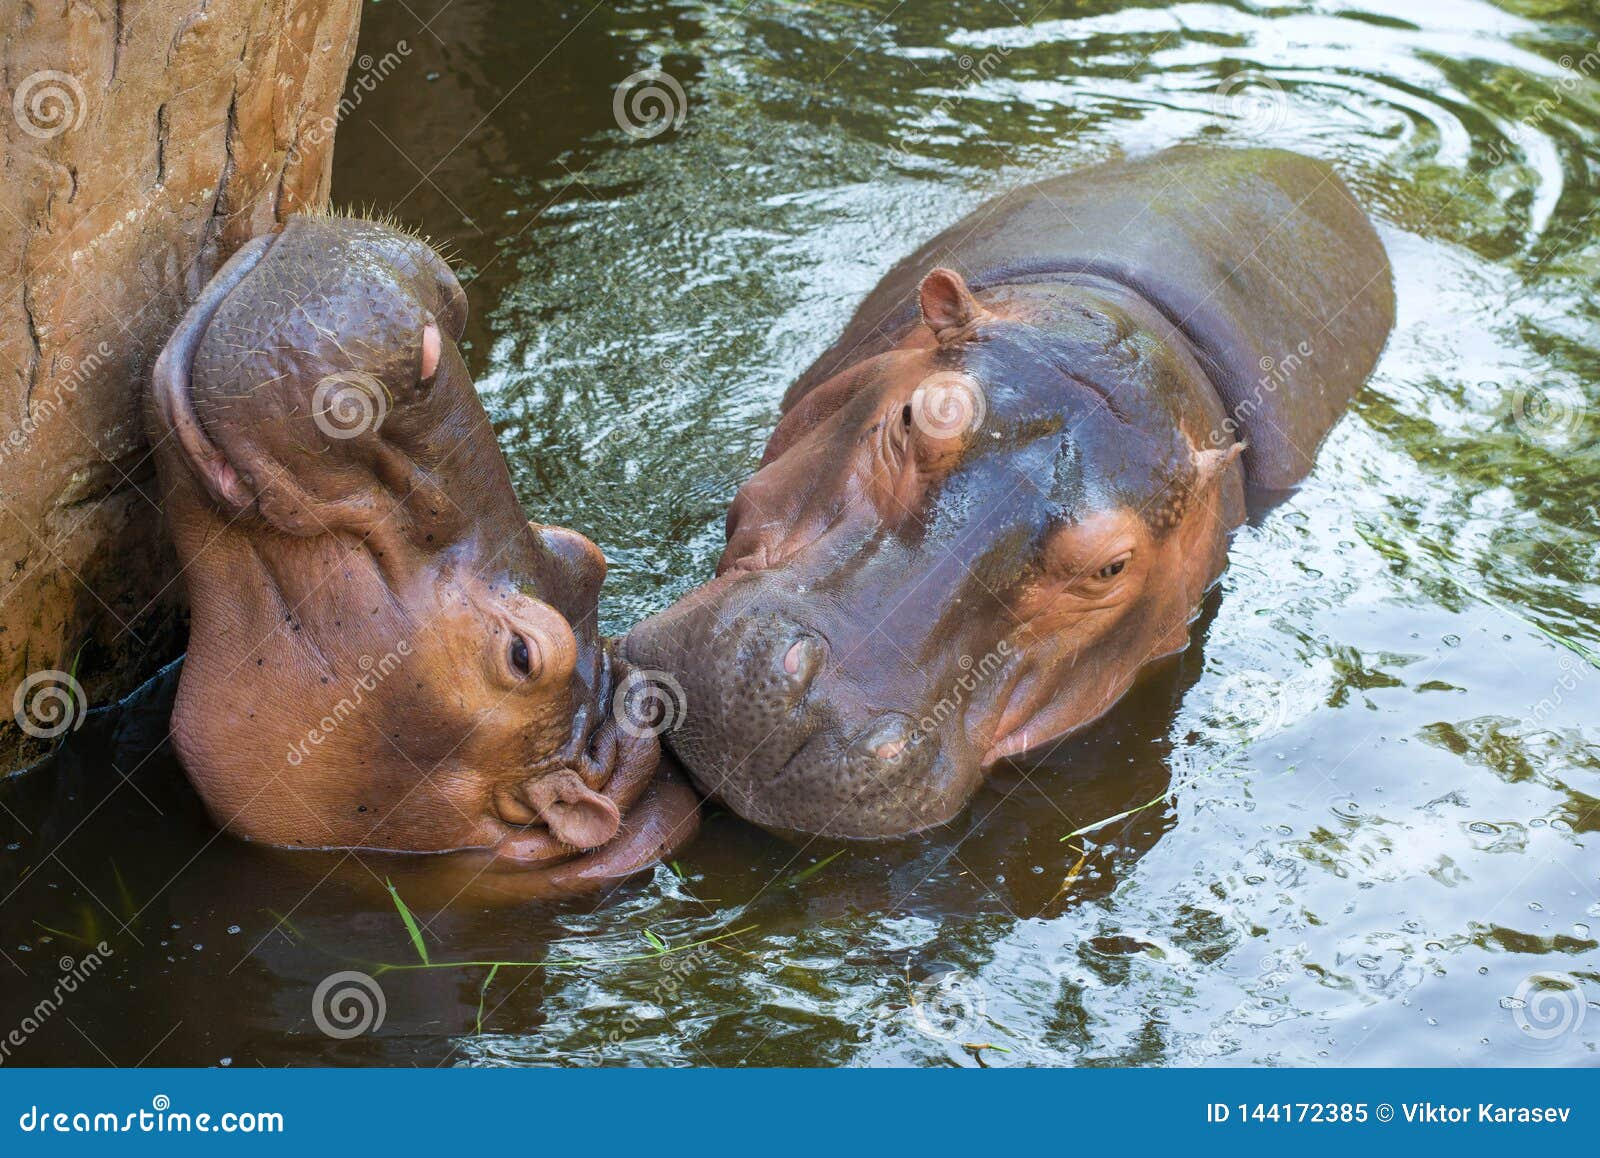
[0,0,361,766]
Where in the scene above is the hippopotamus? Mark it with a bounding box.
[148,214,697,900]
[625,146,1394,841]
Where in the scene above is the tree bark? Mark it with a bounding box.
[0,0,361,766]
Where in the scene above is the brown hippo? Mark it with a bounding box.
[625,146,1394,841]
[149,214,697,900]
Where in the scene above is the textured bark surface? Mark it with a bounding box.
[0,0,361,766]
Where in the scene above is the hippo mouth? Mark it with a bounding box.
[486,646,662,869]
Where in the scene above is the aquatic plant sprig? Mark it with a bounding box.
[374,880,757,975]
[1437,572,1600,670]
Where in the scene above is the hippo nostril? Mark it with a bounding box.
[777,633,824,688]
[853,713,924,768]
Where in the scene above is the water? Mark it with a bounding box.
[2,0,1597,1066]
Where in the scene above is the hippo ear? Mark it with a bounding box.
[919,268,988,341]
[1193,440,1246,487]
[524,770,621,850]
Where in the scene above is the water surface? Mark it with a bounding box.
[2,0,1597,1066]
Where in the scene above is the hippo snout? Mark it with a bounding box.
[624,592,972,841]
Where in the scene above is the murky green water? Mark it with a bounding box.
[3,0,1598,1066]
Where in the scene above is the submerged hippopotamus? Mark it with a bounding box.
[626,146,1394,841]
[149,215,697,899]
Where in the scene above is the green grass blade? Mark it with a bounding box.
[1061,790,1168,842]
[787,848,844,885]
[476,963,500,1035]
[385,878,430,965]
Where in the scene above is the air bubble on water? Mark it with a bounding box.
[1573,923,1590,938]
[1478,966,1489,975]
[1469,821,1498,835]
[1442,634,1461,647]
[227,925,241,935]
[220,1058,232,1067]
[1528,901,1543,911]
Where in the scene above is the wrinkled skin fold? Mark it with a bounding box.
[149,215,697,900]
[626,147,1395,841]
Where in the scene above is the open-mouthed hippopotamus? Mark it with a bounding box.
[149,214,697,899]
[625,146,1394,841]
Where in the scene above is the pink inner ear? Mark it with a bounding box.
[420,323,441,380]
[919,267,979,335]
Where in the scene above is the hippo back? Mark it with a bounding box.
[787,147,1395,491]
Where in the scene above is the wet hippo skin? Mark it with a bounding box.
[148,215,697,901]
[626,146,1395,841]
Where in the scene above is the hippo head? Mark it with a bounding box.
[626,268,1247,840]
[150,215,655,866]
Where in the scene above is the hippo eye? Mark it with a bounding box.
[1096,558,1128,580]
[509,635,533,677]
[901,404,913,427]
